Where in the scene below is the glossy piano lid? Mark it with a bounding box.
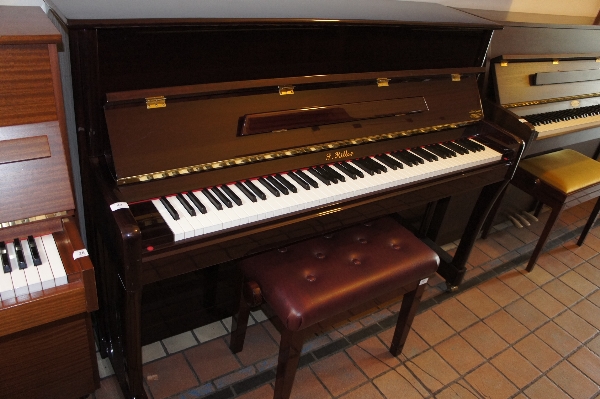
[46,0,499,28]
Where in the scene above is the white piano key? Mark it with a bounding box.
[34,236,56,290]
[166,195,203,237]
[0,263,15,300]
[152,198,186,241]
[41,234,67,286]
[534,113,600,137]
[187,191,224,234]
[6,243,29,296]
[21,239,42,293]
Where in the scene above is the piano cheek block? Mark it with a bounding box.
[0,135,51,165]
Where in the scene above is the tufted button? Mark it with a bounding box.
[359,238,368,244]
[324,234,333,239]
[392,244,401,250]
[306,274,316,282]
[278,247,288,253]
[352,258,361,265]
[316,252,325,259]
[364,222,373,227]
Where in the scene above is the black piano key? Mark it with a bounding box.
[443,141,469,155]
[235,182,257,202]
[176,193,196,216]
[341,161,364,178]
[426,144,451,158]
[323,165,345,182]
[390,150,420,166]
[364,157,387,173]
[258,177,280,196]
[316,166,338,183]
[308,168,331,185]
[411,147,437,162]
[211,186,233,208]
[160,196,180,220]
[0,242,11,273]
[374,154,399,170]
[13,238,27,269]
[288,171,311,189]
[333,163,357,179]
[222,184,243,206]
[266,175,289,195]
[202,188,223,210]
[274,174,297,193]
[350,160,375,176]
[295,170,319,188]
[27,235,42,266]
[186,192,207,214]
[245,180,267,200]
[457,138,484,152]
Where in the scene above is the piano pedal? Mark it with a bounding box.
[513,213,531,227]
[521,211,538,223]
[507,214,523,229]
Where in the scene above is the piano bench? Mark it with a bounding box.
[483,149,600,272]
[229,216,439,399]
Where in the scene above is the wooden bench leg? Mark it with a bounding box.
[577,197,600,246]
[526,204,564,272]
[274,329,305,399]
[230,287,251,354]
[389,281,426,357]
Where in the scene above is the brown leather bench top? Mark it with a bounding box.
[240,217,440,331]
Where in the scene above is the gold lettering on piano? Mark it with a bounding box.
[325,150,354,161]
[115,119,479,186]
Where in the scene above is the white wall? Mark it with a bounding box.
[0,0,599,17]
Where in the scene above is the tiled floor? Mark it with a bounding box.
[90,199,600,399]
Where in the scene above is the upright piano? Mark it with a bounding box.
[46,1,527,397]
[0,6,98,398]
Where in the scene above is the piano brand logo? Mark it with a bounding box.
[326,150,354,161]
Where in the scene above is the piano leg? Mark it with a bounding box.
[123,288,147,399]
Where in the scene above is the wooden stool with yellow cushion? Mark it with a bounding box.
[483,149,600,272]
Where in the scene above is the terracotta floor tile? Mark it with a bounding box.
[510,225,540,244]
[550,249,586,270]
[523,265,554,287]
[185,338,241,382]
[465,246,492,267]
[589,290,600,307]
[373,368,426,399]
[542,279,583,307]
[229,324,279,366]
[559,270,598,296]
[474,238,509,259]
[143,353,198,399]
[94,376,126,399]
[346,340,394,379]
[455,288,501,319]
[564,241,599,261]
[477,278,521,307]
[460,322,508,359]
[464,363,518,399]
[289,367,332,399]
[491,229,527,250]
[483,310,529,344]
[535,253,570,276]
[434,335,485,375]
[513,334,562,372]
[547,360,600,399]
[571,299,600,330]
[490,348,542,389]
[378,326,429,360]
[554,310,598,343]
[535,322,580,357]
[237,384,275,399]
[405,349,459,392]
[583,233,600,252]
[410,309,455,346]
[524,376,570,399]
[310,352,366,397]
[575,262,600,287]
[338,383,384,399]
[435,381,481,399]
[505,298,548,331]
[432,297,480,332]
[568,347,600,386]
[588,335,600,357]
[498,269,538,296]
[524,289,567,318]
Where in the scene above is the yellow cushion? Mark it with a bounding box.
[519,149,600,194]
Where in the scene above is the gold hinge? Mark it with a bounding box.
[596,58,600,63]
[451,74,461,82]
[279,86,295,95]
[376,78,390,87]
[553,60,560,65]
[500,60,508,67]
[146,96,166,109]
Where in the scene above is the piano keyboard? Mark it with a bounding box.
[523,103,600,138]
[0,235,66,301]
[145,139,503,242]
